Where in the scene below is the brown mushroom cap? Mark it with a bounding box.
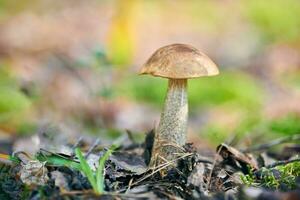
[140,43,219,79]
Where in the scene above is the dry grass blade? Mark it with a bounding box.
[125,152,193,190]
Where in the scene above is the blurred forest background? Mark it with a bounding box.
[0,0,300,151]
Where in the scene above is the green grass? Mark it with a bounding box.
[36,151,81,171]
[75,144,117,195]
[268,114,300,135]
[244,0,300,42]
[202,112,262,145]
[117,71,263,110]
[0,66,32,126]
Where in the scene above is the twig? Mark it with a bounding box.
[196,158,213,164]
[159,155,187,178]
[110,192,160,199]
[72,137,83,149]
[253,158,300,177]
[70,137,83,157]
[60,189,94,195]
[207,145,222,190]
[85,138,101,159]
[243,134,300,153]
[116,153,193,193]
[125,178,134,193]
[133,153,193,186]
[61,190,158,199]
[264,158,300,169]
[157,190,184,200]
[161,141,186,153]
[125,129,135,143]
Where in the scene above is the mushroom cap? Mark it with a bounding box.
[140,43,219,79]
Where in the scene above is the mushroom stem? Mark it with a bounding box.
[150,79,188,167]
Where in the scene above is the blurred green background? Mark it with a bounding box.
[0,0,300,148]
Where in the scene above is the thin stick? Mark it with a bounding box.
[61,190,158,199]
[207,145,222,190]
[60,189,94,195]
[125,178,134,194]
[134,153,193,186]
[243,134,300,153]
[264,158,300,169]
[72,137,83,149]
[125,129,135,143]
[161,141,186,153]
[159,155,186,178]
[85,138,101,159]
[254,158,300,176]
[118,153,193,193]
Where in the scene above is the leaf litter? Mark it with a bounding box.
[1,129,300,200]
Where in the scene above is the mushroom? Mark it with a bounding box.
[140,43,219,170]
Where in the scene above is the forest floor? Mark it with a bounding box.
[1,129,300,200]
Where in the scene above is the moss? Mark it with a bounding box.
[241,161,300,190]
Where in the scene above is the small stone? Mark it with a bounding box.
[187,163,205,191]
[51,171,69,190]
[20,160,49,186]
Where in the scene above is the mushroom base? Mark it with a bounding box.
[150,79,188,172]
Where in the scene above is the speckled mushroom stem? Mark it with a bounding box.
[150,79,188,168]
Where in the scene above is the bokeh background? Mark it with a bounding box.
[1,0,300,150]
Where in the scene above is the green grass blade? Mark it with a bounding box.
[75,148,97,192]
[36,153,81,170]
[96,144,118,194]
